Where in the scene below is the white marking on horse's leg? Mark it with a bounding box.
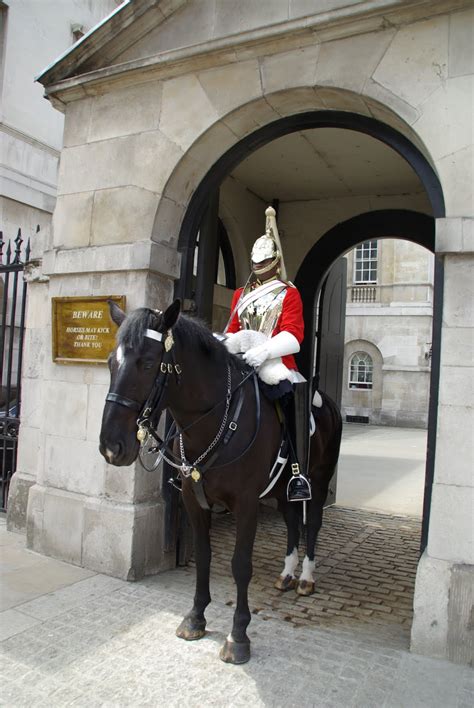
[280,547,298,578]
[300,556,315,583]
[226,633,234,643]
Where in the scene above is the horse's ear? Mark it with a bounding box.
[162,299,181,330]
[108,300,126,327]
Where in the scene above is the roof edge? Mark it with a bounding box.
[36,0,186,87]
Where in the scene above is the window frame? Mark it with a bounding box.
[348,351,374,390]
[353,240,378,284]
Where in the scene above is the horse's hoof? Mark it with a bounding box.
[176,616,206,641]
[274,574,297,592]
[296,580,315,596]
[219,639,251,664]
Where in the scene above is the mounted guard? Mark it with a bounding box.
[224,206,311,504]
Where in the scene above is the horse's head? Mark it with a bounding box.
[99,299,181,466]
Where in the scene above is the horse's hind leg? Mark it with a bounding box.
[220,502,258,664]
[297,468,332,596]
[176,492,212,641]
[275,501,300,591]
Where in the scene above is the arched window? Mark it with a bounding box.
[349,352,373,390]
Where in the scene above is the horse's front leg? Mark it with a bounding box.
[176,487,212,641]
[220,501,258,664]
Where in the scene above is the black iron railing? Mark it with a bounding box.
[0,228,33,511]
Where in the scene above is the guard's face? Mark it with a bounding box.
[252,257,280,281]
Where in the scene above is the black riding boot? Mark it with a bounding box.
[284,383,312,502]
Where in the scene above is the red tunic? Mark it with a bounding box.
[227,284,304,370]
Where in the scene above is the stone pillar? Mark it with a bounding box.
[8,240,180,579]
[411,217,474,665]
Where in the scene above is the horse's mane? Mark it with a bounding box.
[117,308,245,371]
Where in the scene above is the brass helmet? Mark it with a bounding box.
[251,206,287,280]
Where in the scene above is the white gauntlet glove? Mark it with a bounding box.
[243,331,300,368]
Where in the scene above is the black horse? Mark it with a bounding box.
[99,300,342,664]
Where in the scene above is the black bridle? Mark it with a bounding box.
[105,329,181,433]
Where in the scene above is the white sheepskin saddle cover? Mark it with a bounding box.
[224,330,292,386]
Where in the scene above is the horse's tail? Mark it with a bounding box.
[317,390,343,465]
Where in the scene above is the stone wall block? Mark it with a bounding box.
[42,435,105,496]
[25,283,51,330]
[52,193,94,249]
[438,327,474,369]
[261,44,320,94]
[428,483,474,564]
[144,273,175,312]
[22,328,45,379]
[316,87,371,116]
[198,60,263,117]
[187,121,236,171]
[57,132,183,196]
[6,471,36,534]
[20,379,44,430]
[132,501,175,578]
[316,29,395,94]
[373,15,449,108]
[438,364,473,409]
[42,358,108,387]
[63,98,93,147]
[442,254,474,327]
[25,483,45,551]
[223,97,280,139]
[412,76,473,161]
[435,404,473,488]
[27,486,85,566]
[82,499,134,578]
[411,551,450,660]
[91,186,160,246]
[363,78,419,126]
[44,241,178,279]
[438,145,474,218]
[43,381,88,439]
[448,6,474,78]
[159,74,219,151]
[17,426,43,479]
[104,464,135,502]
[149,242,181,280]
[214,0,288,36]
[151,196,185,247]
[162,151,205,207]
[265,87,325,116]
[88,82,161,142]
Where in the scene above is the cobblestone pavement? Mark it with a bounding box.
[2,513,473,707]
[197,505,420,644]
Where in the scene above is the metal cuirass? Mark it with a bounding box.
[240,284,287,338]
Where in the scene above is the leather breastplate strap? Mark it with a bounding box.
[191,372,260,511]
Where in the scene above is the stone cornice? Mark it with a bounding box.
[41,0,471,111]
[0,122,60,158]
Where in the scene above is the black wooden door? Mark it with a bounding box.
[314,257,347,504]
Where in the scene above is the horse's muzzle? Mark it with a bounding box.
[99,438,138,467]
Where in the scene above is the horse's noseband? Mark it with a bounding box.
[105,327,181,431]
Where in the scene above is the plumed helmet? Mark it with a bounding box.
[251,233,279,264]
[250,206,287,280]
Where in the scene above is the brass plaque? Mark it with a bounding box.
[52,296,126,364]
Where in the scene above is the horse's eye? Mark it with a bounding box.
[142,360,155,371]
